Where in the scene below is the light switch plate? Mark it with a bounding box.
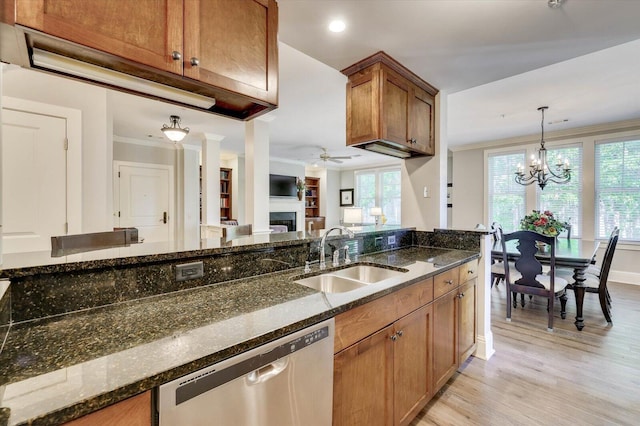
[176,261,204,282]
[388,235,396,245]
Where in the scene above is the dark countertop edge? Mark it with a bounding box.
[18,248,479,426]
[0,227,415,278]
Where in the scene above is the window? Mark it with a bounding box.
[595,139,640,241]
[355,167,401,224]
[488,152,526,232]
[537,144,583,237]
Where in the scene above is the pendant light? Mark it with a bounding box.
[161,115,189,142]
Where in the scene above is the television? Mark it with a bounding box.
[269,174,297,197]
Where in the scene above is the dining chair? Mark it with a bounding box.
[222,224,253,240]
[490,223,508,288]
[556,227,619,324]
[499,229,569,331]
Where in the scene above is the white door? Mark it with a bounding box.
[1,109,67,253]
[116,163,173,243]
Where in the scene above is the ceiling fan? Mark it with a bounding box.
[318,147,353,164]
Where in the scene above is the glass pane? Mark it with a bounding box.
[488,152,526,232]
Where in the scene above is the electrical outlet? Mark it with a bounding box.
[388,235,396,245]
[375,236,383,248]
[176,261,204,282]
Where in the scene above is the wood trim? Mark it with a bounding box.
[341,51,438,96]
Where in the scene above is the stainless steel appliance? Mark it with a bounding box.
[158,319,335,426]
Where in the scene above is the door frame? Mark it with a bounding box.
[113,160,175,242]
[1,96,82,235]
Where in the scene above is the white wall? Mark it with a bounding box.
[451,119,640,282]
[4,68,111,233]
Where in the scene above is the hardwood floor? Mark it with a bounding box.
[411,281,640,426]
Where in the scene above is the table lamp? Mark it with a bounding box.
[370,207,382,225]
[343,207,363,227]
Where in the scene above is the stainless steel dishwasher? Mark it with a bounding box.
[158,318,334,426]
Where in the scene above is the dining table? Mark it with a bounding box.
[491,237,601,330]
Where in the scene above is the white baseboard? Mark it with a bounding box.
[609,270,640,286]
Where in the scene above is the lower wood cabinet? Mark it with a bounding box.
[333,276,435,426]
[63,391,151,425]
[333,305,433,426]
[432,260,478,393]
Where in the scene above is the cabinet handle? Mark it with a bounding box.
[390,334,398,341]
[190,57,200,66]
[171,51,182,61]
[468,270,475,274]
[458,292,465,299]
[445,279,454,285]
[396,330,403,337]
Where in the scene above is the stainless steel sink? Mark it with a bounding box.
[295,274,367,293]
[330,265,401,283]
[294,264,407,293]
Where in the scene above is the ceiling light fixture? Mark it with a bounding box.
[515,106,571,190]
[328,20,346,32]
[161,115,189,142]
[548,0,564,9]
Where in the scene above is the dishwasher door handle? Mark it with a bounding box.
[246,359,289,385]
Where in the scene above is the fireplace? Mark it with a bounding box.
[270,212,296,232]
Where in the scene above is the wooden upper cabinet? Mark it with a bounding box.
[10,0,278,119]
[410,85,435,155]
[184,0,278,105]
[381,67,410,146]
[343,51,438,157]
[15,0,183,74]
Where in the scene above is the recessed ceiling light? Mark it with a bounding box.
[548,0,564,9]
[328,20,346,33]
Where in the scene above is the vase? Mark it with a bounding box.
[297,191,303,201]
[536,241,549,253]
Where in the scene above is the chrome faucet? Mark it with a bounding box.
[320,226,355,270]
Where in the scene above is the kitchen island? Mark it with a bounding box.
[0,227,484,425]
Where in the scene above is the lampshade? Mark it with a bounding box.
[161,115,189,142]
[343,207,363,225]
[370,207,382,216]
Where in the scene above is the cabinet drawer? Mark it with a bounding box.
[395,277,433,318]
[433,267,459,299]
[459,260,478,282]
[334,292,397,353]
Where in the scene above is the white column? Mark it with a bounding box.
[474,233,495,360]
[245,118,272,234]
[200,133,224,225]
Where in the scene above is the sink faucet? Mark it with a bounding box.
[320,226,355,270]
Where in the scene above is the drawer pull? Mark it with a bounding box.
[458,292,465,299]
[468,270,475,274]
[396,330,403,337]
[390,334,398,341]
[171,51,182,61]
[445,279,454,285]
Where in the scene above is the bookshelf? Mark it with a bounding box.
[220,168,232,220]
[305,176,320,217]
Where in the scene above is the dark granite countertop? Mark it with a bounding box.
[0,245,477,425]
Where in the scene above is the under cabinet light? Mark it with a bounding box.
[31,49,216,109]
[364,143,412,159]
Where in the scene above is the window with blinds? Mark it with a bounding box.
[355,167,401,224]
[488,151,526,232]
[537,143,583,237]
[595,139,640,241]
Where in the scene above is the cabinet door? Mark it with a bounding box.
[346,69,379,145]
[393,305,433,426]
[458,278,477,364]
[16,0,183,74]
[409,85,435,155]
[333,326,394,426]
[380,68,410,145]
[184,0,278,104]
[432,290,459,392]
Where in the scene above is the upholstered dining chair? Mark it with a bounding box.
[556,227,619,324]
[499,229,569,331]
[222,224,252,240]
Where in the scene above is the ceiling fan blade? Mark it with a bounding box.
[329,158,343,163]
[329,156,352,160]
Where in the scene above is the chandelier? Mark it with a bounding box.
[515,106,571,190]
[161,115,189,142]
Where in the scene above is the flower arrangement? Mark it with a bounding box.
[296,177,306,192]
[520,210,565,237]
